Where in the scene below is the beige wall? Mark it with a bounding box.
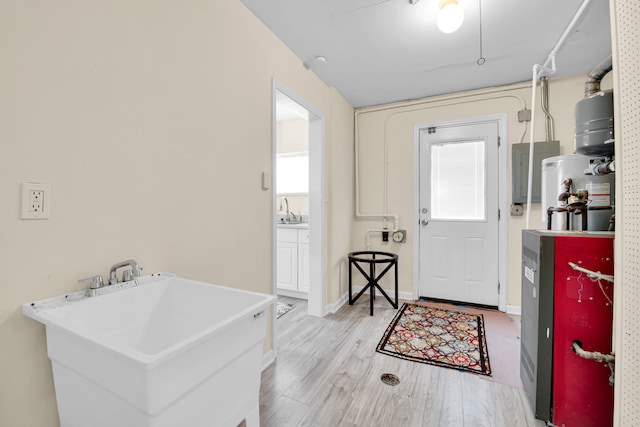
[354,73,613,307]
[326,87,357,306]
[0,0,353,425]
[277,118,309,152]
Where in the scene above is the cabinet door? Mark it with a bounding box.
[298,243,310,293]
[277,241,298,291]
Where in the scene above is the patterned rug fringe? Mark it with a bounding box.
[276,302,294,319]
[376,302,491,376]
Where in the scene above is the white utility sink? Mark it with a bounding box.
[23,272,275,427]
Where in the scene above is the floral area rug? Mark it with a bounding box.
[276,302,294,319]
[376,302,492,376]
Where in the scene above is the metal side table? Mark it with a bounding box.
[348,251,398,316]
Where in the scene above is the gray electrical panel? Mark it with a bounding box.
[512,141,560,203]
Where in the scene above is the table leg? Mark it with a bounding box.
[348,258,353,305]
[393,259,398,309]
[369,260,375,316]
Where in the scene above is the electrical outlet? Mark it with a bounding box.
[21,182,51,219]
[29,190,44,212]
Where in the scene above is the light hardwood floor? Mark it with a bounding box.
[259,296,546,427]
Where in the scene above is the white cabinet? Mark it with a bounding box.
[276,229,298,292]
[298,229,310,294]
[276,227,310,298]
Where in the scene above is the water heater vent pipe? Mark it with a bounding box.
[585,55,613,97]
[525,0,592,228]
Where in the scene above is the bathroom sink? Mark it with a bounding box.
[23,272,275,427]
[276,221,308,229]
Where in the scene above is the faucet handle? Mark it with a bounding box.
[78,275,104,289]
[132,263,142,277]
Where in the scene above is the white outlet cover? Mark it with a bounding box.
[21,182,51,219]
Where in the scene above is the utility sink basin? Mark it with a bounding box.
[23,272,275,427]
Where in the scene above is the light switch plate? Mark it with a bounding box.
[261,172,271,190]
[21,182,51,219]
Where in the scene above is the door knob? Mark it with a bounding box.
[421,219,429,226]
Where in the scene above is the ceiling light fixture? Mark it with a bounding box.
[437,0,464,34]
[303,55,327,70]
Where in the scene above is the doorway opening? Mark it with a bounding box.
[272,80,325,358]
[414,115,507,311]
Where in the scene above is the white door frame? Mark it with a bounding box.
[412,114,507,312]
[271,79,325,356]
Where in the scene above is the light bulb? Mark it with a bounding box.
[437,1,464,34]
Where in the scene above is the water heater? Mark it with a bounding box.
[541,154,615,231]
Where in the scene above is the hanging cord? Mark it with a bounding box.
[477,0,485,65]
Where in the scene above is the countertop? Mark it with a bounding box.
[276,222,309,229]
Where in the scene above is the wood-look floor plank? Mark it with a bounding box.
[259,394,309,427]
[261,296,546,427]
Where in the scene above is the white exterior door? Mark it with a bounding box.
[418,121,500,306]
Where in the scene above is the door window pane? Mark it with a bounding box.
[431,140,486,220]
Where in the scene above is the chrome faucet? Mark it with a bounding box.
[279,197,290,222]
[78,275,105,297]
[109,259,142,285]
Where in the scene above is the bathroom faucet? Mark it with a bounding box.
[109,259,142,285]
[279,197,290,222]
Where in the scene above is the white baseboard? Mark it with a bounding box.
[277,289,308,300]
[327,287,412,314]
[330,288,517,315]
[506,305,522,316]
[351,285,413,301]
[325,292,349,314]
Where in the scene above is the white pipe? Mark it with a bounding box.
[355,89,527,246]
[358,82,528,115]
[354,108,400,245]
[545,0,592,69]
[525,0,592,228]
[365,229,391,248]
[525,66,539,229]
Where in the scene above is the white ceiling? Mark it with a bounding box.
[239,0,612,108]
